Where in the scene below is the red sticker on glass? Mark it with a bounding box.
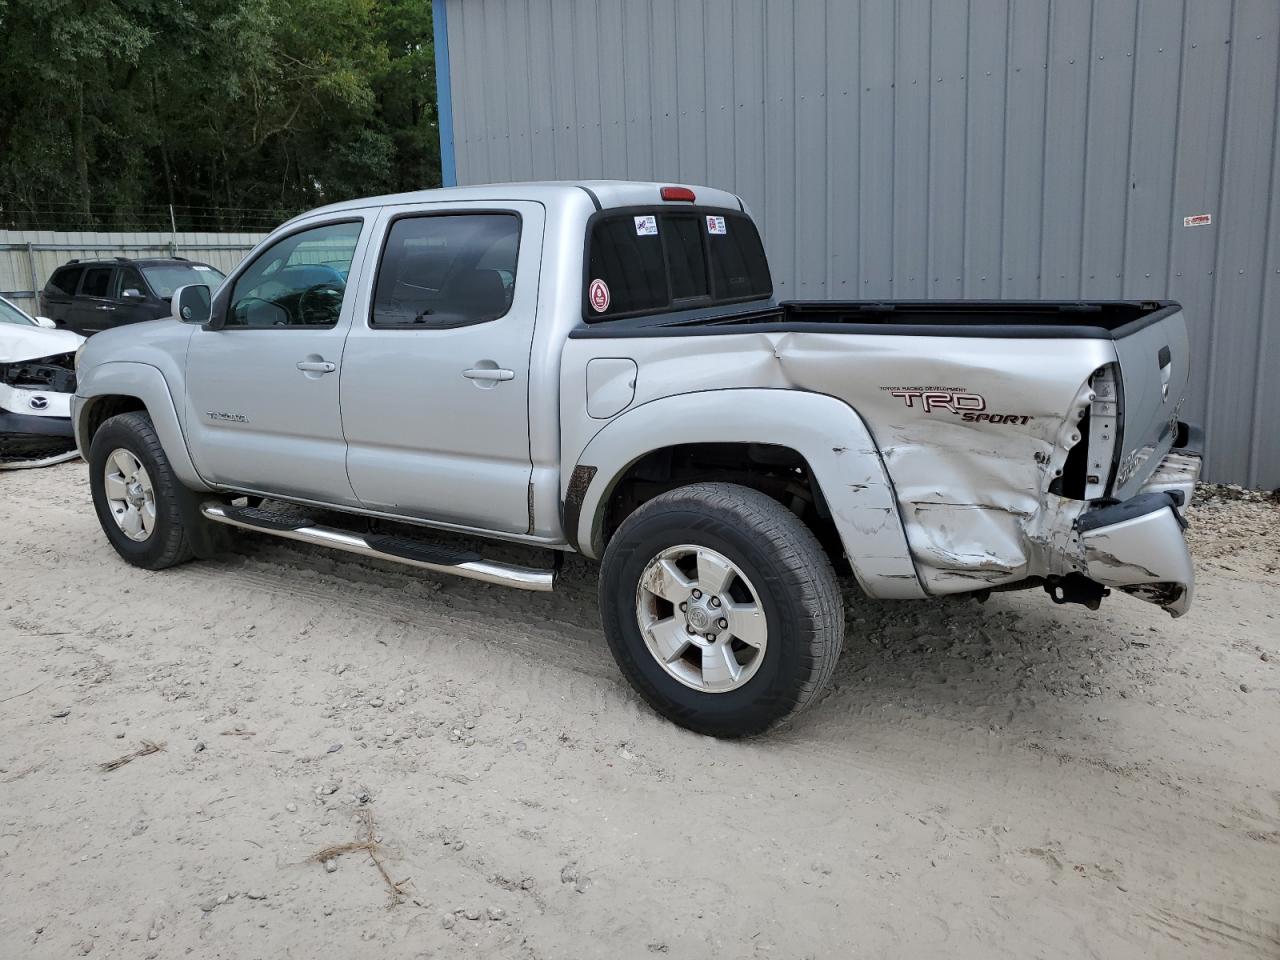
[589,278,611,313]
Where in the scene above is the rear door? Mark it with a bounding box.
[68,266,117,333]
[1110,308,1192,498]
[341,201,544,533]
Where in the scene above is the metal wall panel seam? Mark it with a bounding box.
[1202,0,1239,469]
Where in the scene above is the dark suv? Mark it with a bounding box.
[40,257,226,336]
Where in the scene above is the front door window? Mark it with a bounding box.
[227,221,363,328]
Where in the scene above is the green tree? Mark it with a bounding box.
[0,0,441,231]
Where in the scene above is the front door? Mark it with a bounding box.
[184,217,370,504]
[112,265,155,328]
[341,201,544,533]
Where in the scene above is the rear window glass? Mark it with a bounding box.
[47,266,83,296]
[584,209,771,320]
[709,220,772,301]
[665,216,710,300]
[586,217,667,316]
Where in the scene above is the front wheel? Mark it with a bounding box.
[88,411,196,570]
[599,482,844,738]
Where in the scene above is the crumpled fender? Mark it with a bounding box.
[74,360,211,492]
[566,388,926,599]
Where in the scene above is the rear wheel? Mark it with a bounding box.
[599,482,843,737]
[89,411,196,569]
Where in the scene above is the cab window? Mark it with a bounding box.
[370,213,520,329]
[584,209,771,321]
[226,220,362,328]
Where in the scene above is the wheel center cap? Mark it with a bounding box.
[687,605,711,631]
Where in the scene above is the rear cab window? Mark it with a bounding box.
[370,213,520,328]
[583,208,771,321]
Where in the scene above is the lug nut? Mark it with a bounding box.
[686,625,695,634]
[710,596,721,608]
[706,634,716,641]
[679,601,687,611]
[692,589,702,600]
[718,618,728,629]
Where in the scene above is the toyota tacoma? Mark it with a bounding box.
[72,181,1201,736]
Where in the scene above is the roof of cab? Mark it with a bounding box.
[285,180,746,226]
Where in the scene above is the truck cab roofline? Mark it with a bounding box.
[285,180,747,226]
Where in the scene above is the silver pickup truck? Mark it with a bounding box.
[72,181,1201,736]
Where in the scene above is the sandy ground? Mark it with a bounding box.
[1,462,1278,959]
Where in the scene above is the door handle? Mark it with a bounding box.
[97,305,116,311]
[296,360,336,373]
[462,367,514,382]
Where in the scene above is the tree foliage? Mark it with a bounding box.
[0,0,441,230]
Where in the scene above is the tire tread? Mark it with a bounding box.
[90,411,194,569]
[600,481,844,736]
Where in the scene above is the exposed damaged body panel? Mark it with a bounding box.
[563,301,1197,617]
[1,312,83,469]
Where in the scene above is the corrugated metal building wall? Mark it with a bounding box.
[438,0,1280,487]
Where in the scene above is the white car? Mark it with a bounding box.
[0,295,84,469]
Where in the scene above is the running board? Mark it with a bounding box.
[200,502,555,592]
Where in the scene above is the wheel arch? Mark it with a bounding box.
[75,361,211,492]
[565,389,926,599]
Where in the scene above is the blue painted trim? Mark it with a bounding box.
[432,0,457,186]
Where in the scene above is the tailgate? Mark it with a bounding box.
[1110,307,1192,498]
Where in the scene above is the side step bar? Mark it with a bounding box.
[200,502,555,592]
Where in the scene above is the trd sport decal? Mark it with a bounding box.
[882,387,1034,425]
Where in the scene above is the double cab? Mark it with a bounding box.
[72,181,1201,736]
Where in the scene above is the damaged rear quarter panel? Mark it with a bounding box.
[773,332,1114,592]
[562,330,1116,596]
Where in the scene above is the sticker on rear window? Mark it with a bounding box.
[634,215,658,236]
[706,215,727,235]
[588,278,611,313]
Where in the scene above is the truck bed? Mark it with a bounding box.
[571,299,1179,340]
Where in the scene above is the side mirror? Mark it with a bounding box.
[33,315,56,329]
[121,288,144,299]
[172,284,212,326]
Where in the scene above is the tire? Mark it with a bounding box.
[89,411,196,570]
[599,482,843,738]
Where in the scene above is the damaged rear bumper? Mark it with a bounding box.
[1077,491,1194,617]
